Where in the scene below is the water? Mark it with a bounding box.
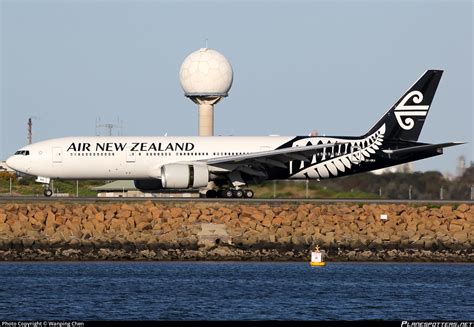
[0,262,472,320]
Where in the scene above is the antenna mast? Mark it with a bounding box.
[95,117,124,136]
[27,116,39,144]
[28,118,32,144]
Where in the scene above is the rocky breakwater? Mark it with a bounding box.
[0,202,472,261]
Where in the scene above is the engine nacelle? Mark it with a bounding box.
[161,164,209,189]
[134,179,164,191]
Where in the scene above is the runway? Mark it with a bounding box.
[0,196,472,205]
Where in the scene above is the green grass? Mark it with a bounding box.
[254,180,379,199]
[0,175,102,197]
[0,175,379,199]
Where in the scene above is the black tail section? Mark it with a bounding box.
[364,70,443,142]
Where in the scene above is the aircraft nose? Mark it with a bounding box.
[5,156,17,171]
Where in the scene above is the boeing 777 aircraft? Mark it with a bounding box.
[6,70,463,198]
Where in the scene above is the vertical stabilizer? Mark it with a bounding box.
[364,70,443,141]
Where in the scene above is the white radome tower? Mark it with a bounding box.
[179,48,233,136]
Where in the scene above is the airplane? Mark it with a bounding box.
[6,70,464,198]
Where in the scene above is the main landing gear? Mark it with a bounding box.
[205,188,254,199]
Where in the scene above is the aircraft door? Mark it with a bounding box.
[52,147,63,163]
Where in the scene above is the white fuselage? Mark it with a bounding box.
[5,70,453,191]
[6,136,294,179]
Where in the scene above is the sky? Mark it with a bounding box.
[1,0,472,176]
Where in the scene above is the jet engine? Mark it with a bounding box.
[134,179,164,191]
[161,164,209,189]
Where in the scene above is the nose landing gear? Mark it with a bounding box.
[35,176,53,197]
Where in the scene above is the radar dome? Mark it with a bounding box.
[179,48,233,97]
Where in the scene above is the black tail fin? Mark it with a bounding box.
[364,70,443,141]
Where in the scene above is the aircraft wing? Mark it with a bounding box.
[382,142,465,156]
[202,141,347,177]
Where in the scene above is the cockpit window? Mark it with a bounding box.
[14,150,30,156]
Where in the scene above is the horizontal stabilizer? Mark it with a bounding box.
[383,142,465,156]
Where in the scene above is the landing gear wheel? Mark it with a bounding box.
[243,189,254,198]
[44,189,53,197]
[205,190,217,198]
[223,189,234,198]
[233,189,244,198]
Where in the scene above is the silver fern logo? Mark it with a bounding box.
[394,91,429,130]
[290,124,385,179]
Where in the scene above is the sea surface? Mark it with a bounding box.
[0,262,472,320]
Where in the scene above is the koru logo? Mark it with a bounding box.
[394,90,429,130]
